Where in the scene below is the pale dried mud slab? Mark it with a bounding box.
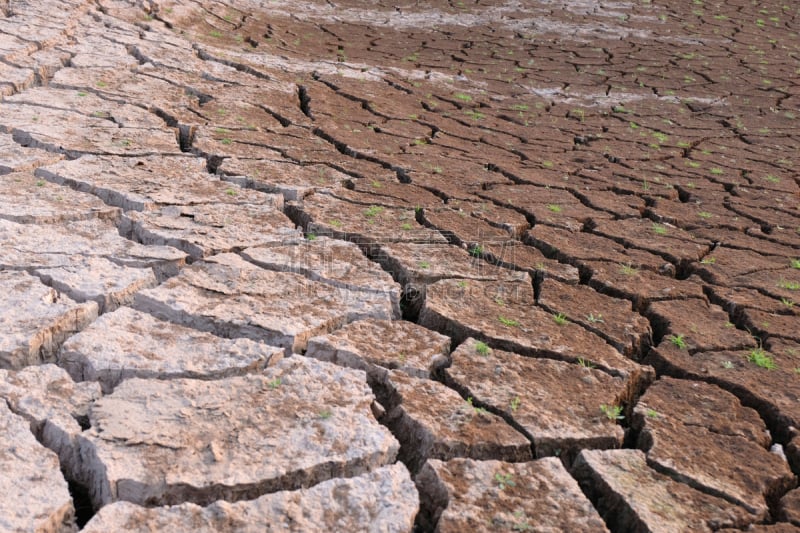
[0,402,76,533]
[1,96,182,158]
[0,171,119,224]
[0,364,100,484]
[415,457,609,532]
[78,357,398,508]
[36,256,158,313]
[633,377,792,519]
[287,193,447,245]
[445,338,632,459]
[134,253,394,353]
[0,217,187,279]
[82,464,418,533]
[419,278,651,380]
[0,270,98,369]
[305,318,450,380]
[572,449,756,532]
[218,158,348,201]
[377,370,532,472]
[58,307,283,393]
[241,236,401,316]
[0,132,63,173]
[38,155,283,212]
[122,203,300,259]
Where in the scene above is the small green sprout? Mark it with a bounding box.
[669,334,687,349]
[400,223,413,230]
[364,205,384,218]
[747,348,776,369]
[453,92,472,102]
[553,312,568,325]
[781,298,794,308]
[698,211,713,219]
[721,360,734,369]
[475,341,491,356]
[306,233,317,241]
[328,219,343,228]
[498,316,520,327]
[510,396,521,411]
[646,408,660,419]
[778,279,800,291]
[586,313,604,323]
[35,180,45,187]
[652,223,668,236]
[470,245,484,257]
[578,357,595,369]
[466,397,487,414]
[494,472,516,490]
[318,409,333,419]
[620,264,639,276]
[418,261,431,269]
[225,188,237,196]
[267,377,281,389]
[546,204,562,213]
[220,138,232,145]
[600,404,624,421]
[700,257,716,265]
[710,167,724,175]
[790,259,800,269]
[209,30,223,38]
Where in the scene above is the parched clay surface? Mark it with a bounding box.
[2,0,800,530]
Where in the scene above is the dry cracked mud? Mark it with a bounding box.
[1,0,799,531]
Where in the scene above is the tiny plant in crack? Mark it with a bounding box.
[553,312,568,325]
[418,261,431,269]
[474,341,491,356]
[494,472,516,490]
[791,259,800,269]
[721,360,734,369]
[747,347,776,369]
[546,204,562,213]
[600,404,624,421]
[700,256,716,265]
[498,316,519,327]
[470,245,484,257]
[267,377,281,389]
[668,334,687,349]
[620,263,639,276]
[510,396,521,412]
[577,357,595,369]
[318,408,333,419]
[781,298,794,308]
[646,408,660,419]
[586,313,604,323]
[465,397,487,414]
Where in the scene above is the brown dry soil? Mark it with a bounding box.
[2,0,800,531]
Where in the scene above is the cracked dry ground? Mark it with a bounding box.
[2,0,800,532]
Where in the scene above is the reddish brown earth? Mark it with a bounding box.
[1,0,800,531]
